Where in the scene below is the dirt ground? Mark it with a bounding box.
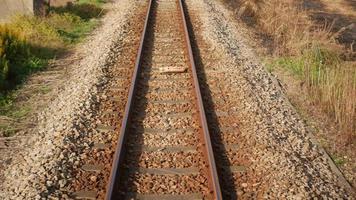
[303,0,356,55]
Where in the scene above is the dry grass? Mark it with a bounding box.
[0,0,104,111]
[224,0,355,146]
[236,0,262,17]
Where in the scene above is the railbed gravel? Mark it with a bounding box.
[118,0,212,196]
[1,0,353,199]
[0,0,147,199]
[125,174,209,194]
[186,0,353,198]
[128,151,199,168]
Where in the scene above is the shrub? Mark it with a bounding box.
[45,13,91,43]
[53,3,104,21]
[46,13,82,32]
[11,15,64,57]
[0,25,33,90]
[0,0,103,99]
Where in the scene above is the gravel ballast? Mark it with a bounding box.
[185,0,353,198]
[0,0,354,199]
[0,0,145,199]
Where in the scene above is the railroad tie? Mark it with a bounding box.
[128,145,197,153]
[125,193,203,200]
[151,99,190,104]
[131,167,200,175]
[72,191,97,200]
[81,164,104,172]
[96,124,115,132]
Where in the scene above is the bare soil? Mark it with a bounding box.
[302,0,356,56]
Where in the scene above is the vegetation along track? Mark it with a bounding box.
[106,0,223,199]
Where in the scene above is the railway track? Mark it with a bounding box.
[105,0,222,199]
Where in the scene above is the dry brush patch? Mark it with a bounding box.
[185,0,353,197]
[0,0,104,136]
[223,0,355,161]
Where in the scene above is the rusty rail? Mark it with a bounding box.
[178,0,223,199]
[105,0,153,198]
[105,0,222,199]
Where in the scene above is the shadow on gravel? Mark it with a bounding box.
[182,1,238,199]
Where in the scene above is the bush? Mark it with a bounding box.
[0,25,33,90]
[11,15,64,57]
[53,3,104,21]
[45,13,93,43]
[46,13,82,32]
[0,0,104,101]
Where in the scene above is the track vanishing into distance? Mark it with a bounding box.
[2,0,351,199]
[106,0,222,199]
[104,0,248,199]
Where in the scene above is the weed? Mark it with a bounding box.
[78,0,106,6]
[272,44,355,139]
[2,128,17,137]
[9,106,31,118]
[52,2,104,21]
[224,0,355,143]
[0,0,105,117]
[45,12,98,43]
[39,85,51,93]
[0,25,32,90]
[332,155,347,166]
[0,92,14,113]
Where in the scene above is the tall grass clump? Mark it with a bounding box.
[11,15,64,57]
[52,0,106,21]
[0,0,104,107]
[275,44,355,140]
[0,25,37,91]
[224,0,355,143]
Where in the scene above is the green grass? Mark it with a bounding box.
[272,44,341,79]
[0,92,15,113]
[0,0,105,120]
[52,0,105,21]
[225,0,356,150]
[60,19,99,43]
[272,57,304,77]
[2,127,17,137]
[9,106,31,118]
[78,0,106,6]
[332,155,347,167]
[269,44,355,137]
[39,85,51,94]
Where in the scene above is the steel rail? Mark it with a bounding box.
[105,0,223,199]
[178,0,223,199]
[105,0,153,199]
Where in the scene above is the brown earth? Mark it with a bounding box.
[302,0,356,56]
